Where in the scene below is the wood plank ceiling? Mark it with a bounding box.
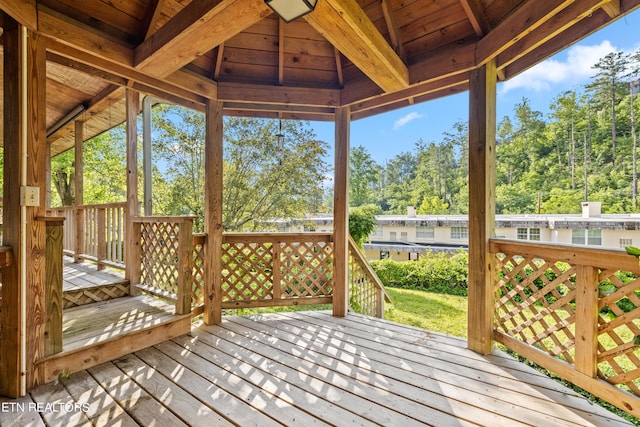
[0,0,638,156]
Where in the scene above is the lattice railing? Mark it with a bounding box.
[132,216,194,314]
[348,236,390,318]
[220,233,334,309]
[490,239,640,417]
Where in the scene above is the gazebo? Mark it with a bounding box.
[2,0,640,424]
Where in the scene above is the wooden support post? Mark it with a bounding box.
[125,89,140,292]
[1,15,26,398]
[176,218,194,315]
[74,120,84,263]
[467,59,497,355]
[42,218,64,356]
[96,208,106,270]
[204,99,224,325]
[333,106,350,317]
[575,265,600,377]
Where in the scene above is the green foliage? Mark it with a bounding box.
[348,204,379,246]
[152,107,329,231]
[371,251,469,295]
[349,145,379,207]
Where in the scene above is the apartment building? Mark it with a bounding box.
[274,202,640,261]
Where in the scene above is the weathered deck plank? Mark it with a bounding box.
[0,311,633,426]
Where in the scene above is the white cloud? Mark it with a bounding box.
[500,40,617,94]
[393,112,424,130]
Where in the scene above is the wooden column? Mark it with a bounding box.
[74,120,84,263]
[125,89,140,292]
[204,99,224,325]
[1,19,48,395]
[333,106,350,317]
[467,60,497,355]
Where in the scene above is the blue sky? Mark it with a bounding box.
[312,9,640,166]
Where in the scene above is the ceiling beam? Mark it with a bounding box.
[46,40,213,106]
[138,0,164,43]
[459,0,491,36]
[217,82,339,108]
[476,0,577,66]
[496,0,622,72]
[133,0,271,77]
[0,0,37,30]
[304,0,409,92]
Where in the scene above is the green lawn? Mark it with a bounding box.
[384,287,468,337]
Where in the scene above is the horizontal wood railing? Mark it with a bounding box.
[348,235,390,318]
[218,233,334,309]
[490,238,640,417]
[48,202,126,270]
[131,216,194,315]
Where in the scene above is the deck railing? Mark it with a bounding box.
[348,235,390,317]
[48,203,126,270]
[131,216,194,315]
[217,233,334,309]
[490,239,640,417]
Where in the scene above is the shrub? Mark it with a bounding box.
[371,250,469,296]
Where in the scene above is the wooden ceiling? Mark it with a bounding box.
[1,0,639,156]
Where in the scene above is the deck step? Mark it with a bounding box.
[38,295,191,383]
[63,260,129,307]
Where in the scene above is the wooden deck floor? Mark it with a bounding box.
[1,311,633,426]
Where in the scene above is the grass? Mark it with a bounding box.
[384,287,468,337]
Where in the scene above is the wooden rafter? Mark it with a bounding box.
[213,43,225,81]
[334,48,344,88]
[380,0,406,61]
[602,0,621,16]
[133,0,271,77]
[278,19,284,86]
[459,0,491,36]
[304,0,408,92]
[496,0,618,72]
[138,0,164,43]
[477,0,578,66]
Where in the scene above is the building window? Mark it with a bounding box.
[572,229,602,246]
[517,228,541,241]
[389,232,397,241]
[416,226,434,239]
[620,238,633,248]
[451,227,468,240]
[380,251,389,260]
[303,225,316,232]
[400,232,408,242]
[371,226,383,238]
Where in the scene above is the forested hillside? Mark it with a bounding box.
[351,50,640,215]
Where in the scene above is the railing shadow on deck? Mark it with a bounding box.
[490,238,640,417]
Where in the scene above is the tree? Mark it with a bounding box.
[588,51,630,166]
[349,204,378,247]
[349,145,379,207]
[153,106,329,231]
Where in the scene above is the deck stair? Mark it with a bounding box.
[62,259,129,308]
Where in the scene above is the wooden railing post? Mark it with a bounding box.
[42,217,64,356]
[575,265,600,377]
[176,219,194,315]
[74,207,84,262]
[96,207,106,270]
[375,286,384,318]
[272,241,282,301]
[130,220,142,295]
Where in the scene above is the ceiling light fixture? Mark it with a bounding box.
[265,0,318,23]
